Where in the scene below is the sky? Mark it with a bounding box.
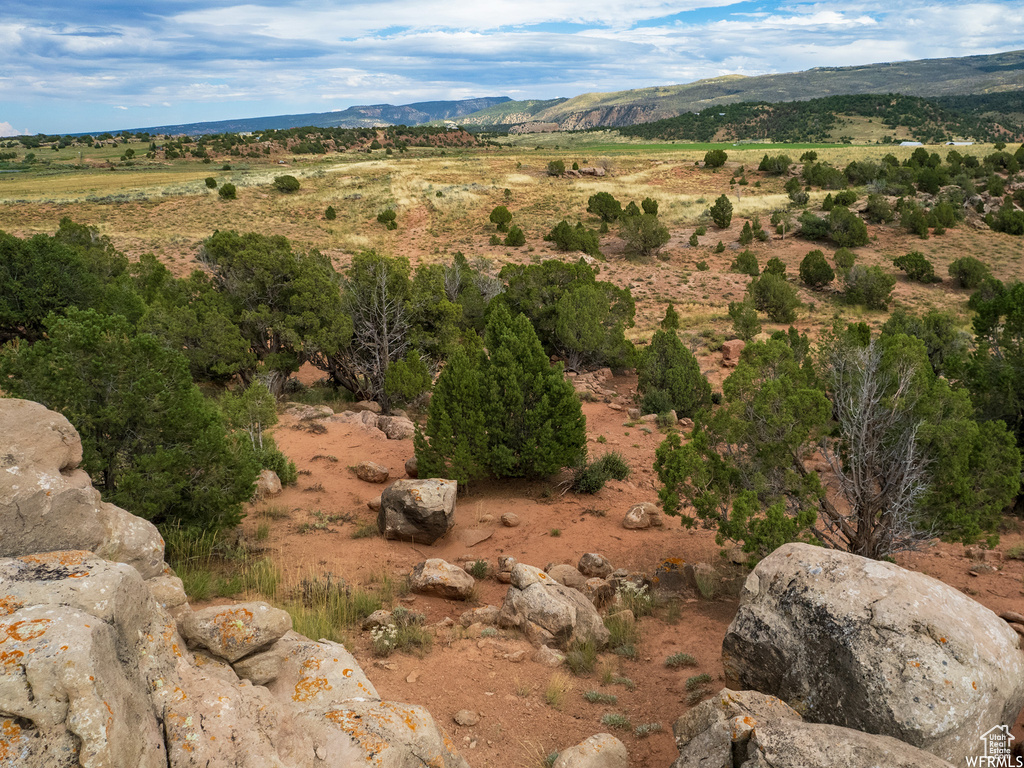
[1,1,1023,136]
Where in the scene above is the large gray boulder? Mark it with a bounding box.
[0,398,165,579]
[722,543,1024,764]
[409,559,476,600]
[181,601,293,662]
[553,733,627,768]
[498,576,610,650]
[378,479,457,544]
[672,689,955,768]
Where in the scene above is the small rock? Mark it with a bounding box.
[409,559,476,600]
[1000,611,1024,624]
[255,469,282,498]
[181,601,292,663]
[579,553,613,578]
[362,610,393,630]
[354,400,382,414]
[511,563,550,589]
[378,415,415,440]
[355,461,390,483]
[367,495,382,511]
[547,564,587,590]
[507,650,526,663]
[405,456,418,478]
[533,645,566,667]
[501,512,521,527]
[623,502,658,530]
[640,414,658,424]
[406,670,421,683]
[627,407,641,420]
[454,710,480,727]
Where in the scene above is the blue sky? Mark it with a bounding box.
[1,0,1022,136]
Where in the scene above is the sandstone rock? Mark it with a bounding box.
[192,649,241,684]
[578,553,613,578]
[285,403,334,420]
[354,400,383,414]
[181,601,293,662]
[146,573,189,612]
[581,578,615,609]
[672,688,954,768]
[554,733,627,768]
[355,461,390,483]
[0,399,165,579]
[256,468,283,497]
[362,609,395,630]
[627,407,641,420]
[722,543,1024,764]
[405,455,419,478]
[460,605,500,627]
[722,339,745,366]
[501,512,521,527]
[533,645,566,666]
[453,710,479,726]
[261,631,380,707]
[678,417,694,431]
[510,562,551,589]
[410,559,476,600]
[378,415,416,440]
[331,409,381,428]
[623,502,662,529]
[499,580,610,650]
[547,564,588,590]
[368,494,382,511]
[378,479,457,545]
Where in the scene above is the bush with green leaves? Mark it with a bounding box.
[758,154,791,175]
[704,149,727,168]
[901,203,929,239]
[827,206,869,247]
[547,159,565,176]
[730,249,759,277]
[504,225,526,247]
[544,220,601,257]
[0,308,258,531]
[325,205,337,220]
[384,350,431,405]
[833,189,857,207]
[709,194,733,228]
[688,232,699,247]
[489,205,513,231]
[714,241,725,253]
[763,257,787,277]
[273,175,300,193]
[738,221,753,246]
[747,273,800,323]
[948,256,991,289]
[833,247,856,275]
[865,194,894,223]
[587,192,622,223]
[570,452,631,494]
[893,251,939,283]
[377,208,398,230]
[696,260,710,271]
[728,300,761,341]
[205,177,217,189]
[842,265,896,310]
[218,183,237,200]
[637,314,712,418]
[799,249,835,289]
[620,213,670,260]
[641,197,659,215]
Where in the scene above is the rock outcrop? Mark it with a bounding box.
[672,689,955,768]
[722,543,1024,764]
[498,564,610,650]
[0,399,468,768]
[377,479,457,544]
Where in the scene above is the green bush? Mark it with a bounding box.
[758,154,791,175]
[948,256,991,289]
[620,213,670,260]
[218,183,237,200]
[893,251,939,283]
[834,189,858,207]
[688,232,699,247]
[544,220,601,257]
[696,260,710,271]
[710,194,733,228]
[865,194,894,223]
[763,257,787,277]
[489,205,513,232]
[738,221,754,245]
[325,205,337,220]
[587,192,622,222]
[504,225,526,247]
[637,318,712,418]
[547,159,565,176]
[704,149,727,168]
[714,241,725,253]
[728,300,761,341]
[799,249,835,288]
[571,452,631,494]
[730,249,759,277]
[833,247,856,274]
[204,177,217,189]
[843,265,896,310]
[377,209,398,230]
[747,273,801,323]
[273,175,300,193]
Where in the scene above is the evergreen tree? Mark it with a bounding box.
[637,309,712,417]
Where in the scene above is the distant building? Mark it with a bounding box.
[900,141,924,147]
[945,141,973,146]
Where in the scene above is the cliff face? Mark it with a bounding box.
[555,105,673,130]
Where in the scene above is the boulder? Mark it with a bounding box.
[0,399,165,579]
[409,559,476,600]
[578,553,613,579]
[722,339,745,366]
[498,580,610,650]
[378,479,458,545]
[460,605,500,627]
[181,601,293,662]
[622,502,662,529]
[378,415,416,440]
[354,461,390,483]
[722,543,1024,764]
[500,512,521,527]
[553,733,627,768]
[256,468,282,497]
[672,688,954,768]
[547,564,588,590]
[405,455,419,478]
[262,631,380,707]
[581,578,615,609]
[510,562,551,589]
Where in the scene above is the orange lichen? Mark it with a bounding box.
[973,681,978,690]
[293,658,332,702]
[18,550,91,569]
[0,597,22,617]
[212,607,256,647]
[0,717,25,760]
[1,618,51,642]
[0,650,24,667]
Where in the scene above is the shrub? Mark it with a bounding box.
[696,260,710,271]
[798,211,829,240]
[218,183,237,200]
[865,194,894,223]
[587,192,622,222]
[729,249,759,277]
[901,204,930,239]
[621,213,670,260]
[665,652,698,668]
[763,257,787,277]
[325,205,337,220]
[204,177,217,189]
[638,321,712,418]
[948,256,991,289]
[834,189,858,207]
[641,197,659,215]
[570,452,631,494]
[565,637,598,675]
[729,301,762,341]
[827,206,869,247]
[489,205,513,231]
[273,175,300,193]
[504,225,526,247]
[695,226,707,236]
[843,265,896,310]
[377,209,398,230]
[547,159,565,176]
[747,273,801,323]
[893,251,939,283]
[688,232,699,247]
[544,220,601,257]
[799,249,835,288]
[758,154,791,175]
[704,149,727,168]
[833,247,856,274]
[738,221,753,245]
[710,194,733,228]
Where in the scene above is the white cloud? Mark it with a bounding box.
[0,121,24,136]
